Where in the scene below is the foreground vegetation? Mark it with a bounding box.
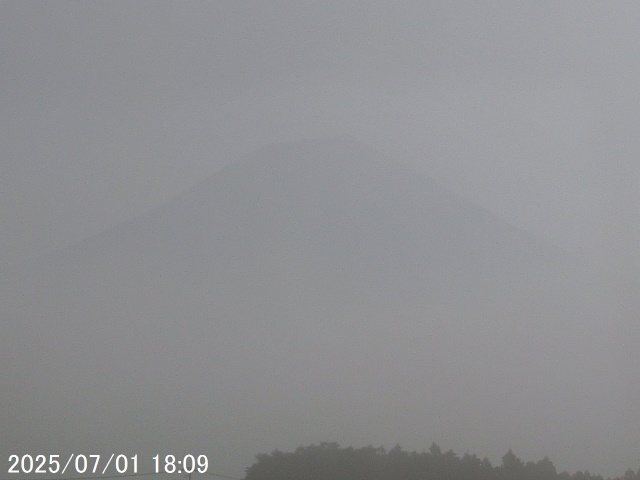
[245,442,640,480]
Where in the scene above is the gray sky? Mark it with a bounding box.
[1,1,640,476]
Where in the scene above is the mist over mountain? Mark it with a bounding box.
[1,138,636,476]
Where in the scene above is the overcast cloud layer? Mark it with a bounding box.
[1,1,639,477]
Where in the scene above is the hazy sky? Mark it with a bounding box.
[2,2,640,477]
[2,1,638,275]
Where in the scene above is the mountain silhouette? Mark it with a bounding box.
[0,138,630,475]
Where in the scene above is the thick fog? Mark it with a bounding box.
[1,2,639,479]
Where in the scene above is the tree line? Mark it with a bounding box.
[245,442,640,480]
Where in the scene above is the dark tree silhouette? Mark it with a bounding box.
[245,443,639,480]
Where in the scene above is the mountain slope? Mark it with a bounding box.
[1,138,634,475]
